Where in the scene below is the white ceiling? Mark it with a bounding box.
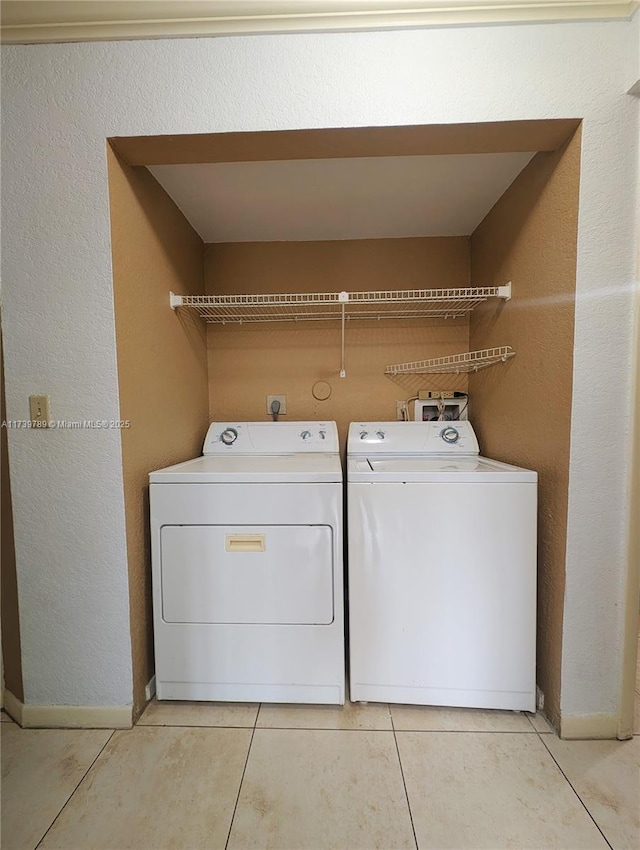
[149,152,535,243]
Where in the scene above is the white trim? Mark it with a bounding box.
[144,675,157,702]
[560,713,619,739]
[3,688,24,725]
[2,690,132,728]
[1,1,638,44]
[617,130,640,741]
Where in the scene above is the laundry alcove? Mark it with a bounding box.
[107,119,580,727]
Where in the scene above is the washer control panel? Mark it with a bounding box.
[203,421,339,454]
[426,421,478,453]
[348,421,479,455]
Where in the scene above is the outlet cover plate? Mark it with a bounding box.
[266,394,287,414]
[29,394,50,427]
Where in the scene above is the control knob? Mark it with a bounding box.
[360,431,369,440]
[440,426,460,444]
[220,427,238,445]
[300,430,312,440]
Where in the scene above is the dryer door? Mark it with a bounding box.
[160,524,334,625]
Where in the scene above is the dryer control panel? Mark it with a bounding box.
[348,421,479,455]
[203,421,339,454]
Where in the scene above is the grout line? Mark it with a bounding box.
[35,729,116,850]
[224,723,256,850]
[242,725,535,733]
[242,724,394,732]
[536,732,614,850]
[390,709,419,850]
[136,722,538,733]
[137,723,257,730]
[525,713,544,734]
[376,727,536,733]
[525,712,556,735]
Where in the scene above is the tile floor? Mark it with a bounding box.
[1,701,638,850]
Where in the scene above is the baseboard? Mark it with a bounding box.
[560,712,619,740]
[144,674,156,702]
[3,688,24,725]
[2,689,132,729]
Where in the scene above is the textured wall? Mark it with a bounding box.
[205,238,470,443]
[0,22,637,713]
[107,149,209,717]
[469,133,581,727]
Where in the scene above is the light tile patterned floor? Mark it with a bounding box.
[1,703,638,850]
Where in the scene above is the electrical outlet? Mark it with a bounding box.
[396,401,408,421]
[266,394,287,414]
[29,394,50,427]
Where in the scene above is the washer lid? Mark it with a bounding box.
[150,453,343,484]
[348,455,536,483]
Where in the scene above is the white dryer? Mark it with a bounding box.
[347,421,537,712]
[150,421,344,704]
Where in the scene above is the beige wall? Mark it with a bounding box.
[107,147,209,717]
[1,329,24,701]
[469,130,581,728]
[205,238,470,443]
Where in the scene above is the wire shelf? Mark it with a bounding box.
[170,284,511,324]
[170,285,512,379]
[385,346,516,375]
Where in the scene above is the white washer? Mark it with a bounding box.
[347,421,537,712]
[150,421,344,704]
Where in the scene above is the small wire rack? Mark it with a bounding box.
[385,346,516,375]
